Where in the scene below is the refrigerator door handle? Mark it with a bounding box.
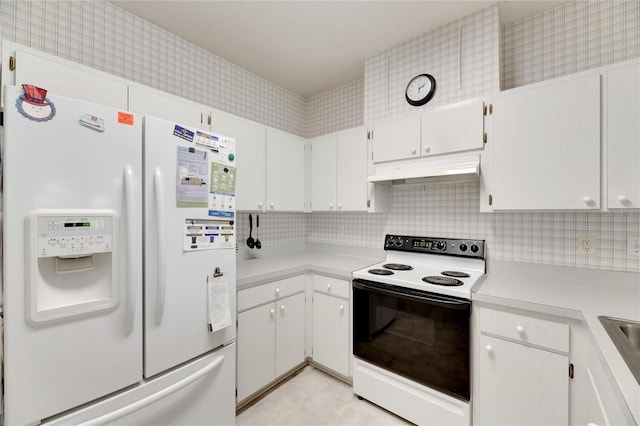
[79,353,226,425]
[153,167,167,325]
[123,164,137,334]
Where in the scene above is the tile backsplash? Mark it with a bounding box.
[2,1,640,273]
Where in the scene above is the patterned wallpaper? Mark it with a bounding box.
[364,5,500,126]
[1,0,639,272]
[0,0,307,137]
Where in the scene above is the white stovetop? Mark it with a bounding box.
[352,251,486,299]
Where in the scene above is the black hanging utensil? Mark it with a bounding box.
[246,214,255,248]
[255,214,262,249]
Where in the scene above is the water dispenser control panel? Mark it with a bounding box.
[36,214,114,258]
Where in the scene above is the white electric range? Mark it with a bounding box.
[352,234,486,426]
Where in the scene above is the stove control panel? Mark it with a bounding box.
[384,234,485,259]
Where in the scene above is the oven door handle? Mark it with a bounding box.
[353,280,470,309]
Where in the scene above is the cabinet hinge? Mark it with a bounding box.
[483,103,487,116]
[207,115,212,126]
[367,130,373,140]
[236,320,238,329]
[483,132,488,144]
[9,55,16,71]
[488,194,493,206]
[489,104,493,114]
[200,113,203,124]
[569,363,574,379]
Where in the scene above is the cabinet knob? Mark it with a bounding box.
[269,202,275,209]
[516,325,525,335]
[329,203,334,209]
[339,305,344,311]
[327,283,332,290]
[618,195,631,205]
[424,146,431,153]
[411,147,417,155]
[258,202,263,209]
[269,308,275,315]
[587,423,599,426]
[583,196,595,206]
[275,287,280,294]
[485,345,493,354]
[280,305,285,311]
[338,203,342,209]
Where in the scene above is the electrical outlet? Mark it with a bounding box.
[577,236,596,255]
[627,234,640,257]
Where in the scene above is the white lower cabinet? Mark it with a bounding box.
[476,334,569,425]
[312,276,350,377]
[236,277,306,403]
[474,305,569,425]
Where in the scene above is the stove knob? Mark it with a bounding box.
[385,236,394,247]
[459,244,468,252]
[394,237,404,247]
[471,244,479,253]
[436,241,446,250]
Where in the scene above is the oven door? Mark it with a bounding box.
[352,279,471,401]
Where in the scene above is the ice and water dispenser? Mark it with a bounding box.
[27,210,118,323]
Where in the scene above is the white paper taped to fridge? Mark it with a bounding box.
[176,146,208,207]
[207,274,231,333]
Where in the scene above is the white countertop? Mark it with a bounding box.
[236,243,383,289]
[474,260,640,424]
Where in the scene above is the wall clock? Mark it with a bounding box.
[405,74,436,107]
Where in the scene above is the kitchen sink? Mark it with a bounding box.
[599,316,640,384]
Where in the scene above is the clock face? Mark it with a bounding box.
[405,74,436,106]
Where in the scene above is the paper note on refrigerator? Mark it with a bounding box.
[176,146,208,207]
[207,274,232,333]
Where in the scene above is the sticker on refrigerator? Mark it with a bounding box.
[183,218,235,251]
[173,124,194,142]
[194,130,220,151]
[16,84,56,122]
[208,162,236,218]
[176,146,208,207]
[207,271,231,333]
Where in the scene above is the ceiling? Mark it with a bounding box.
[109,1,567,98]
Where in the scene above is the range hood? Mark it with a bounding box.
[367,154,480,185]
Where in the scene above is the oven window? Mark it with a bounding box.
[353,279,470,401]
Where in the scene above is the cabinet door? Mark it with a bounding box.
[490,74,601,210]
[275,293,306,377]
[128,85,204,128]
[5,46,127,110]
[311,135,337,211]
[266,129,306,211]
[421,99,485,157]
[212,111,266,211]
[607,62,640,209]
[312,293,349,377]
[370,115,421,163]
[237,303,276,402]
[476,335,568,425]
[337,127,368,211]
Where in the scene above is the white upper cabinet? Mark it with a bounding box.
[421,99,485,156]
[211,110,267,211]
[336,127,368,211]
[488,73,601,210]
[266,129,306,211]
[606,61,640,209]
[369,99,485,164]
[370,115,421,163]
[128,84,205,128]
[1,41,128,110]
[311,135,337,211]
[311,127,368,212]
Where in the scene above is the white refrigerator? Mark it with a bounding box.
[1,85,237,425]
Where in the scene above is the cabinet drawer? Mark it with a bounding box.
[313,276,350,299]
[238,275,305,312]
[478,307,569,353]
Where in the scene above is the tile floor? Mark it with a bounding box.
[236,365,413,426]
